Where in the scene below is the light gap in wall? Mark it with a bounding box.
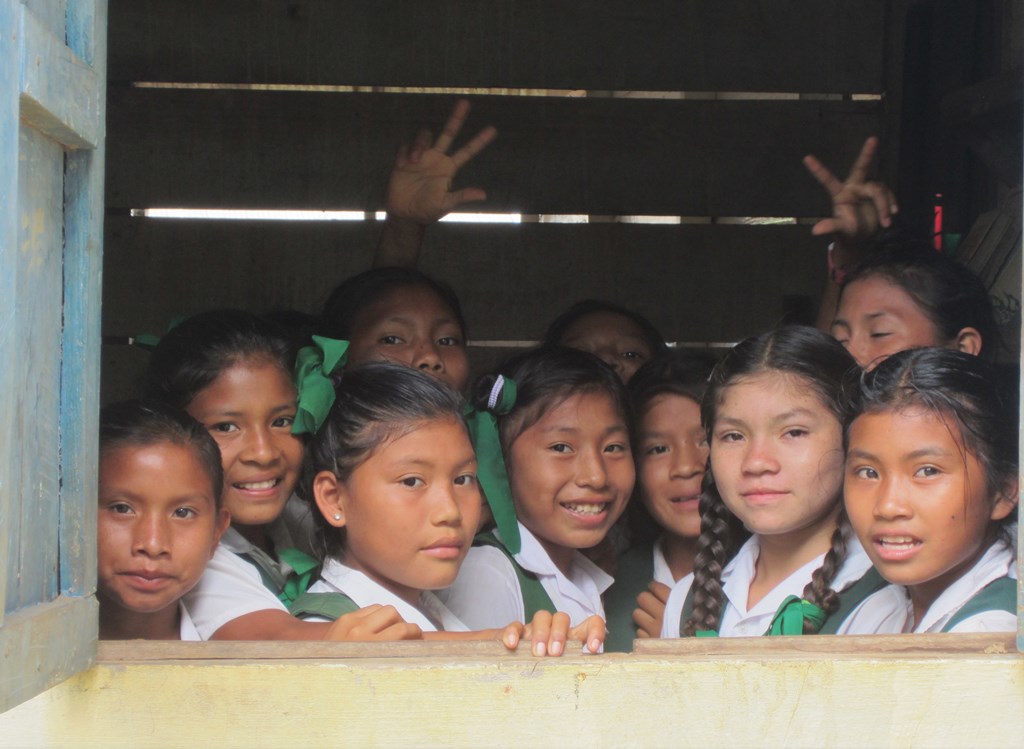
[129,82,882,102]
[468,340,736,349]
[130,208,808,225]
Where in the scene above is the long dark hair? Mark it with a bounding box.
[683,326,858,636]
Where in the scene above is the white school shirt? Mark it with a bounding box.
[440,522,614,629]
[185,526,297,639]
[185,497,319,638]
[838,543,1017,634]
[660,535,873,638]
[179,602,201,641]
[301,559,468,632]
[651,536,676,588]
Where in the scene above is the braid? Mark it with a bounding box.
[799,511,851,633]
[682,490,738,636]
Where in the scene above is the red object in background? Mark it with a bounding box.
[933,193,943,251]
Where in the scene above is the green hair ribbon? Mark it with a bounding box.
[464,375,521,554]
[767,595,826,636]
[292,335,349,435]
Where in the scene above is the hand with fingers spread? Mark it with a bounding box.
[633,580,671,639]
[386,98,497,225]
[374,99,496,268]
[504,611,606,655]
[803,136,898,247]
[325,604,424,641]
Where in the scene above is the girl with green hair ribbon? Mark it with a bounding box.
[441,346,635,641]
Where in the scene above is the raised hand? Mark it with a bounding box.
[803,136,898,243]
[385,98,497,224]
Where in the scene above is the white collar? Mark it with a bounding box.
[721,535,873,617]
[316,558,468,632]
[905,542,1015,633]
[651,536,676,587]
[498,522,614,594]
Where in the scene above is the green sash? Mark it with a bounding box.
[288,590,361,621]
[474,531,556,621]
[239,546,320,607]
[942,576,1017,632]
[603,541,655,652]
[815,567,888,635]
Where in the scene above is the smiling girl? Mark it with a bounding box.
[839,348,1018,633]
[441,346,635,632]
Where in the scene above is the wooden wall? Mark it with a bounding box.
[101,1,898,401]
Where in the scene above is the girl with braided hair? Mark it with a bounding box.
[661,326,873,637]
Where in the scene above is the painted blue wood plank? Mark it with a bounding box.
[63,0,94,65]
[0,0,20,624]
[12,123,64,608]
[19,3,100,148]
[60,0,105,597]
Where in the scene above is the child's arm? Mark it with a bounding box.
[373,99,497,268]
[632,580,672,639]
[210,605,423,641]
[802,137,898,330]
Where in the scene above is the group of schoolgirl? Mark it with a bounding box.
[96,102,1018,647]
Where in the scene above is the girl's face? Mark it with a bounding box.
[314,417,481,605]
[559,311,654,383]
[507,392,634,567]
[186,358,304,529]
[845,407,1017,610]
[710,372,844,541]
[346,284,469,392]
[637,394,707,539]
[98,443,229,619]
[832,275,942,370]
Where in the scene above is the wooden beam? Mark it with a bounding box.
[105,89,884,215]
[108,0,886,94]
[18,4,101,149]
[100,218,825,340]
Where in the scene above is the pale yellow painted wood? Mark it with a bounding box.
[0,596,97,714]
[1,636,1021,749]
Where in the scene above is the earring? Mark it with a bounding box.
[333,513,342,521]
